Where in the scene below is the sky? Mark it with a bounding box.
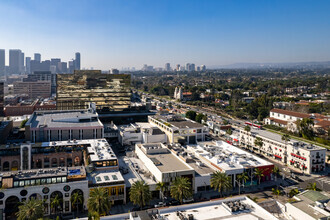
[1,0,330,70]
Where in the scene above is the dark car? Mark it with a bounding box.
[169,199,180,206]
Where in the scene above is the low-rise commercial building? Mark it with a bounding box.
[239,128,326,174]
[25,109,104,142]
[148,114,208,144]
[187,141,274,188]
[118,122,166,146]
[13,80,51,99]
[135,143,195,191]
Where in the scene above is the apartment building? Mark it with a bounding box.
[13,81,51,99]
[239,128,326,174]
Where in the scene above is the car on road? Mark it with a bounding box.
[154,202,166,208]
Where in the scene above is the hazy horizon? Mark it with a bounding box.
[1,0,330,69]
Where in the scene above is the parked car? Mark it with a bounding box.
[154,202,166,208]
[183,198,194,204]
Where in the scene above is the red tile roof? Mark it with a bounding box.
[267,117,288,125]
[270,108,310,119]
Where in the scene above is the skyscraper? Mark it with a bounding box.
[201,65,206,71]
[176,64,180,71]
[0,82,3,116]
[0,49,5,76]
[25,57,31,74]
[9,49,22,75]
[51,58,61,73]
[20,52,25,73]
[34,53,41,62]
[165,63,171,72]
[185,63,190,71]
[75,52,81,70]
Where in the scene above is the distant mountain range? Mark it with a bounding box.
[210,61,330,69]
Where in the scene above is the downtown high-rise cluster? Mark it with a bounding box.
[0,49,81,76]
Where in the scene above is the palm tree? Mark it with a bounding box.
[156,181,167,203]
[237,172,249,195]
[50,194,62,217]
[272,166,281,182]
[87,187,111,216]
[170,177,192,204]
[88,211,100,220]
[254,137,263,153]
[272,188,282,198]
[210,171,232,197]
[254,168,265,185]
[71,191,83,217]
[306,182,320,191]
[289,188,299,198]
[129,180,151,210]
[16,198,44,220]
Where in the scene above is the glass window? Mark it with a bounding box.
[25,180,30,186]
[112,175,118,180]
[96,177,101,182]
[104,176,110,181]
[62,177,67,183]
[20,181,24,187]
[52,178,56,183]
[41,179,46,184]
[14,181,19,187]
[57,177,62,183]
[47,178,51,184]
[36,179,41,185]
[31,179,36,185]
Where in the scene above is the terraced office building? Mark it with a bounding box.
[57,70,131,111]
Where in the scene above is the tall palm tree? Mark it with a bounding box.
[71,191,83,217]
[254,137,263,153]
[272,166,281,182]
[50,194,62,217]
[170,177,192,204]
[254,168,265,185]
[129,180,151,210]
[237,172,249,195]
[16,198,44,220]
[88,211,100,220]
[156,181,167,203]
[210,171,232,197]
[87,187,111,216]
[306,182,320,191]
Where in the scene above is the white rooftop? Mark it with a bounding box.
[188,141,272,174]
[88,170,124,185]
[159,197,278,220]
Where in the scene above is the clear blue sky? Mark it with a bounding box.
[1,0,330,69]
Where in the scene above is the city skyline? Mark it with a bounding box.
[1,0,330,69]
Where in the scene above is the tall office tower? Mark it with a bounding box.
[25,57,31,74]
[0,49,5,76]
[196,66,201,71]
[20,52,25,74]
[51,58,61,73]
[58,62,67,73]
[57,70,131,111]
[185,63,190,71]
[201,65,206,71]
[9,49,22,75]
[190,63,195,72]
[165,63,171,72]
[176,64,180,71]
[34,53,41,62]
[0,82,3,116]
[75,52,81,70]
[68,61,74,73]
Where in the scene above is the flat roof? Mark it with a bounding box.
[86,139,117,162]
[88,170,124,185]
[159,197,278,220]
[151,114,205,129]
[189,141,272,173]
[27,109,103,129]
[246,128,325,151]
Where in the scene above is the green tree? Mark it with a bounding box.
[272,188,282,198]
[170,177,192,204]
[50,194,62,216]
[88,211,100,220]
[71,191,83,217]
[210,171,232,197]
[185,111,197,121]
[272,166,281,182]
[195,113,205,123]
[237,172,249,195]
[289,188,299,198]
[226,128,232,135]
[156,182,167,203]
[254,137,263,153]
[297,118,315,140]
[244,125,251,133]
[87,187,111,216]
[20,119,28,128]
[254,168,265,185]
[130,180,151,210]
[306,182,320,191]
[16,198,44,220]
